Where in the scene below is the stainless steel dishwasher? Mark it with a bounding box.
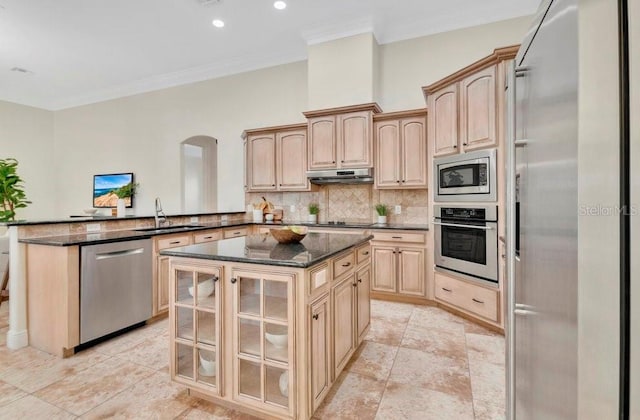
[80,238,152,344]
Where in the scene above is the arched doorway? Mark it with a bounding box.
[181,136,217,213]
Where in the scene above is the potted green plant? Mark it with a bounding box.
[308,202,319,223]
[114,182,138,217]
[0,158,31,222]
[375,204,388,224]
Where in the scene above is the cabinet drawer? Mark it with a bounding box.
[223,227,248,239]
[372,231,426,244]
[193,230,222,244]
[356,244,371,265]
[309,263,329,296]
[434,272,498,322]
[157,234,191,250]
[333,252,355,279]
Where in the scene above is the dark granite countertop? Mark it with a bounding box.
[19,230,155,246]
[255,221,429,231]
[159,233,373,268]
[2,211,246,226]
[18,219,427,246]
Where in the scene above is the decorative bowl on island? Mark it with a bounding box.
[188,278,215,300]
[269,226,308,244]
[83,208,98,215]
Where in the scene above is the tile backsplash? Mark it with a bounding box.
[246,185,428,224]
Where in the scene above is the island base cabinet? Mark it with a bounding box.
[167,240,371,420]
[309,294,330,412]
[230,270,294,418]
[169,262,222,395]
[332,274,356,379]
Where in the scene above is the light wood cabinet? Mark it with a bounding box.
[170,263,222,394]
[154,233,193,316]
[434,271,499,322]
[305,103,381,170]
[428,67,497,158]
[331,273,356,378]
[166,239,371,419]
[424,46,519,158]
[309,294,330,412]
[231,269,294,416]
[246,133,277,191]
[244,124,310,192]
[356,266,371,342]
[374,110,428,189]
[371,230,426,298]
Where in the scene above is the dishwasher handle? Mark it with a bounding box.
[95,248,145,260]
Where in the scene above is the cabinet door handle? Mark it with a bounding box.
[391,236,402,239]
[402,180,405,182]
[352,283,358,287]
[358,279,362,283]
[442,287,452,292]
[362,251,369,255]
[312,314,319,320]
[453,144,457,149]
[463,143,468,146]
[212,275,219,282]
[472,298,485,304]
[230,277,237,284]
[397,180,400,183]
[341,262,351,267]
[169,241,181,245]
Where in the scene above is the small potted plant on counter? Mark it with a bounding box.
[114,181,139,217]
[0,158,31,222]
[375,204,388,224]
[308,203,319,223]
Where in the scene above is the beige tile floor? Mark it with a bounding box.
[0,299,505,419]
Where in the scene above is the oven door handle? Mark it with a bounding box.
[432,221,494,230]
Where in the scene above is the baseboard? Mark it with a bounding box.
[6,328,28,349]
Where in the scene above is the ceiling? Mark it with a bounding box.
[0,0,539,110]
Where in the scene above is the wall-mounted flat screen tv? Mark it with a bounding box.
[93,173,135,208]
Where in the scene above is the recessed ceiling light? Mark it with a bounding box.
[273,1,286,10]
[212,19,225,28]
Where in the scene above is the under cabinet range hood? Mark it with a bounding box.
[306,168,374,184]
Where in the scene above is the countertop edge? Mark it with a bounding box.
[160,234,374,268]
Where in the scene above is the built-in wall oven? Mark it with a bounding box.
[433,204,498,283]
[434,148,497,202]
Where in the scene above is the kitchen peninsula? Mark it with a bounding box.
[159,231,372,420]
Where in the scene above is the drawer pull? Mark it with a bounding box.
[358,279,362,283]
[362,251,369,255]
[203,236,213,240]
[352,283,358,288]
[341,262,351,267]
[442,287,452,292]
[392,236,402,239]
[472,298,485,304]
[230,277,237,284]
[169,241,181,245]
[312,314,319,320]
[233,231,241,235]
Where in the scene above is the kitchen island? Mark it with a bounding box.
[160,231,373,420]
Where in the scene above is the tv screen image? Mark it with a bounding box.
[93,173,134,208]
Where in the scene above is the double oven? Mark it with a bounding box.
[433,149,498,284]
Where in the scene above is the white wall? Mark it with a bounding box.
[378,15,532,111]
[0,101,55,220]
[307,33,379,109]
[52,61,308,217]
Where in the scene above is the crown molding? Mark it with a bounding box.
[49,48,308,110]
[303,16,376,46]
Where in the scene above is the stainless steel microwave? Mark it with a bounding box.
[433,149,497,202]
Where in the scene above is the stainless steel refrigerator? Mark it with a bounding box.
[505,0,637,418]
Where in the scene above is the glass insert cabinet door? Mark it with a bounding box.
[231,269,294,415]
[170,263,222,393]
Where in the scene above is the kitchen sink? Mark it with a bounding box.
[133,225,205,232]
